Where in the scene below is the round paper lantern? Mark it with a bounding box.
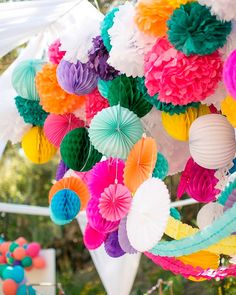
[26,243,40,258]
[44,113,84,148]
[50,189,81,222]
[60,127,102,171]
[57,59,98,95]
[22,127,57,164]
[189,114,236,169]
[162,105,210,141]
[12,59,45,100]
[124,136,158,193]
[127,178,170,252]
[152,152,169,180]
[197,202,224,230]
[84,224,107,250]
[104,230,125,258]
[2,279,18,295]
[98,184,132,221]
[118,217,137,254]
[221,95,236,127]
[48,176,89,210]
[89,105,143,159]
[48,39,66,65]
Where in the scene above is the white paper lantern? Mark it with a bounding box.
[126,178,170,252]
[197,202,224,230]
[189,114,236,169]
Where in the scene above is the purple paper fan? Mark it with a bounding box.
[118,217,137,254]
[104,230,125,258]
[56,160,69,181]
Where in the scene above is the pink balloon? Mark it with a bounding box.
[84,223,107,250]
[26,243,41,258]
[33,257,46,269]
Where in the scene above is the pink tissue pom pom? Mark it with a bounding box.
[144,38,223,105]
[26,242,41,258]
[223,49,236,100]
[84,223,107,250]
[48,39,66,65]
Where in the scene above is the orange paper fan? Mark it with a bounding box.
[48,176,90,210]
[124,136,157,193]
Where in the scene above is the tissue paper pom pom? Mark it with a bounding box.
[48,176,90,210]
[86,197,120,233]
[50,189,81,221]
[89,105,143,159]
[14,96,48,126]
[108,2,156,77]
[104,230,125,258]
[101,8,119,52]
[26,243,40,258]
[224,49,236,100]
[48,39,66,65]
[22,127,57,164]
[61,128,102,171]
[86,88,109,124]
[220,22,236,60]
[107,75,152,118]
[177,158,220,203]
[36,63,85,114]
[99,184,132,221]
[118,217,137,254]
[12,59,45,101]
[162,105,210,141]
[144,38,223,104]
[189,114,236,169]
[2,279,18,295]
[56,160,68,181]
[88,158,125,199]
[44,113,84,148]
[57,60,98,95]
[153,152,169,180]
[198,0,236,22]
[167,2,232,56]
[32,257,46,269]
[197,202,224,230]
[88,36,119,81]
[221,95,236,127]
[84,224,107,250]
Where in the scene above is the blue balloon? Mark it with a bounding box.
[17,285,36,295]
[2,265,24,283]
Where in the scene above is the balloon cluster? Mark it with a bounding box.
[9,0,236,282]
[0,237,46,295]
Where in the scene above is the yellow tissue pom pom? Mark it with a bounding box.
[161,105,210,141]
[221,95,236,127]
[22,126,57,164]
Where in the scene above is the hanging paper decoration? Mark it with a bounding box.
[221,95,236,127]
[203,82,227,110]
[89,105,143,159]
[22,126,57,164]
[55,160,69,181]
[197,203,224,230]
[118,217,137,254]
[104,230,125,258]
[224,49,236,100]
[97,79,112,99]
[48,39,66,65]
[223,186,236,212]
[152,152,169,180]
[84,223,107,250]
[189,114,236,169]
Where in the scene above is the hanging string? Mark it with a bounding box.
[144,279,173,295]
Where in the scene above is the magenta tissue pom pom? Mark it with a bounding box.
[224,49,236,100]
[84,223,107,250]
[48,39,66,65]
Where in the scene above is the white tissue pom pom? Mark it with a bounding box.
[199,0,236,21]
[203,82,227,110]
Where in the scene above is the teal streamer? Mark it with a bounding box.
[217,180,236,206]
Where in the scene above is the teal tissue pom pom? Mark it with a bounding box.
[152,152,169,180]
[101,7,119,52]
[170,208,181,221]
[167,2,232,56]
[14,96,48,126]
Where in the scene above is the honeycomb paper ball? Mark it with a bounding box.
[84,223,107,250]
[22,127,57,164]
[12,59,45,100]
[60,128,102,171]
[2,279,18,295]
[152,152,169,180]
[189,114,236,169]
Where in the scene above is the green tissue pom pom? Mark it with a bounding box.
[167,2,232,56]
[152,152,169,180]
[60,128,102,172]
[101,7,119,52]
[170,208,181,221]
[15,96,48,126]
[107,75,152,118]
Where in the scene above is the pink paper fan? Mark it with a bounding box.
[44,113,84,147]
[75,170,91,185]
[84,223,107,250]
[99,184,132,221]
[88,158,125,199]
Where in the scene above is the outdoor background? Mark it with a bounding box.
[0,0,236,294]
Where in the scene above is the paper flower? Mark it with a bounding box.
[152,153,169,180]
[118,217,137,254]
[84,223,107,250]
[12,59,45,101]
[22,127,57,164]
[88,36,119,81]
[98,184,132,221]
[44,113,84,148]
[221,95,236,127]
[48,39,66,65]
[224,49,236,100]
[57,59,98,96]
[104,230,125,258]
[55,160,68,181]
[108,2,156,77]
[14,96,48,127]
[197,203,224,230]
[198,0,236,22]
[167,2,232,56]
[89,105,143,159]
[85,88,109,124]
[189,114,236,169]
[60,128,102,171]
[144,38,223,104]
[36,64,86,114]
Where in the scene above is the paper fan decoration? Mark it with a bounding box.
[44,113,84,148]
[56,160,68,181]
[98,184,132,221]
[84,223,107,250]
[152,152,169,180]
[118,217,137,254]
[127,178,170,252]
[89,105,143,159]
[22,126,57,164]
[124,136,157,193]
[104,230,125,258]
[48,176,90,210]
